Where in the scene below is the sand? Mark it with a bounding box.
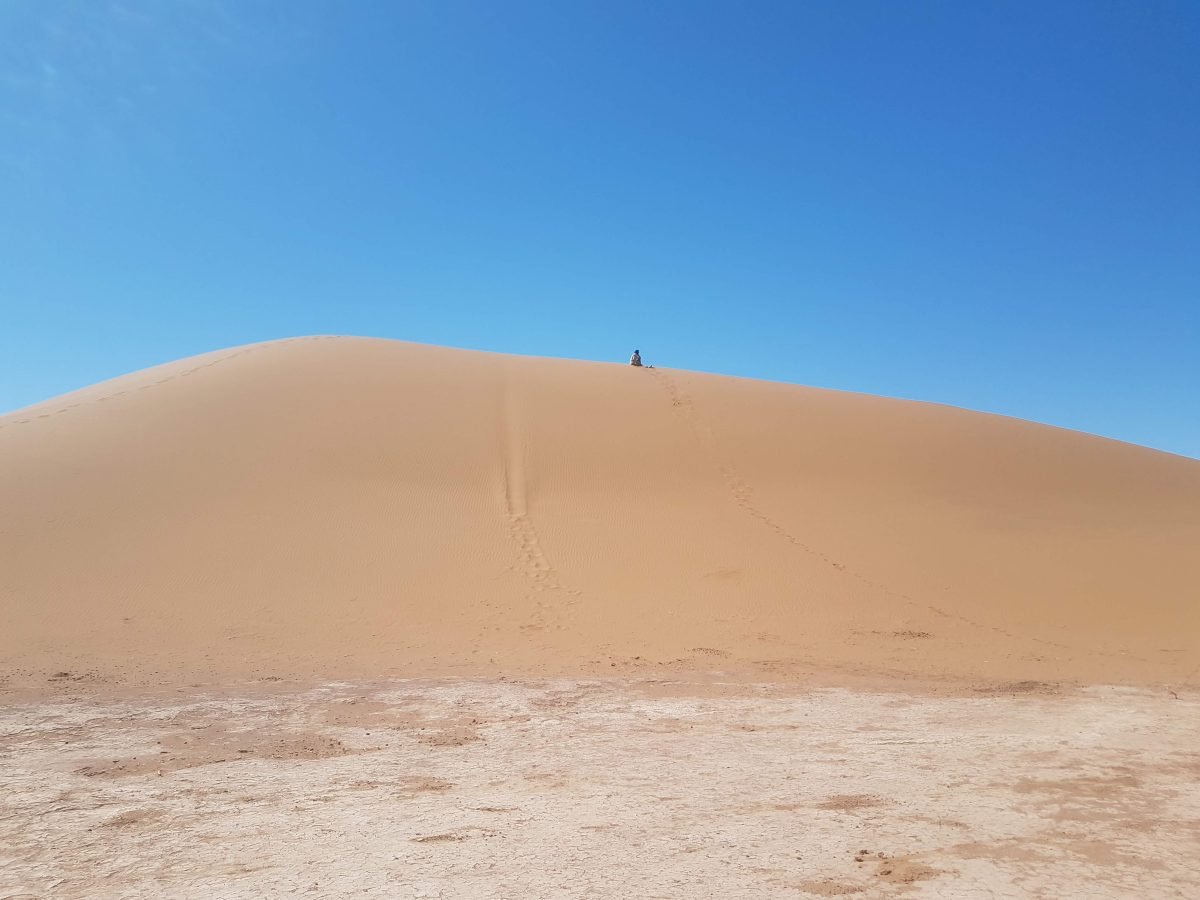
[1,335,1197,690]
[3,336,1200,897]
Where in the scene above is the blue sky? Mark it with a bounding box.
[2,1,1197,458]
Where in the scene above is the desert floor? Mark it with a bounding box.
[3,676,1198,899]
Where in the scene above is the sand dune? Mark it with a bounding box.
[2,336,1198,689]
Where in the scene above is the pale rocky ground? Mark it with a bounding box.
[3,678,1198,899]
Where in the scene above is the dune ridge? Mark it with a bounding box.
[2,336,1198,689]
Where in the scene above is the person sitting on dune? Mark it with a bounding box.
[629,349,643,367]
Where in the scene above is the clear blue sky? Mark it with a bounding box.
[2,1,1197,458]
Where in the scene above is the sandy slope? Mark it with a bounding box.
[1,336,1198,689]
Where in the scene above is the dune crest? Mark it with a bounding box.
[2,336,1197,688]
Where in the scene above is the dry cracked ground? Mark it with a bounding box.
[2,678,1199,898]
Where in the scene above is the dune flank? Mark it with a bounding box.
[1,336,1197,688]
